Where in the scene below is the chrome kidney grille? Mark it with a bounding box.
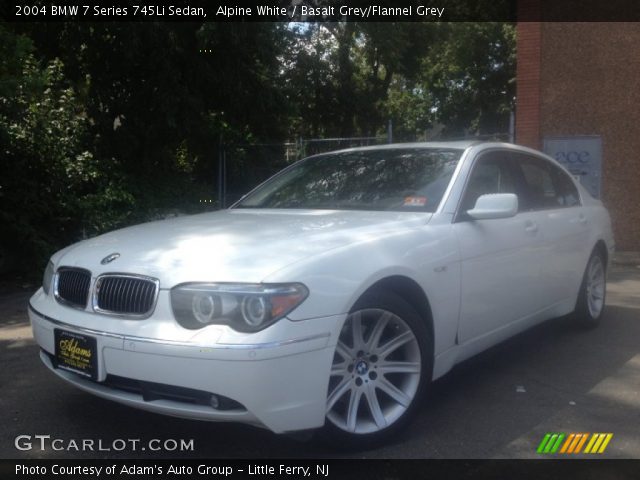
[55,268,92,308]
[53,267,159,317]
[94,274,159,317]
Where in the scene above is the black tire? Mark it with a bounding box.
[573,248,607,328]
[319,290,433,450]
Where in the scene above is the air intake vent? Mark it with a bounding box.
[94,274,159,317]
[55,268,91,309]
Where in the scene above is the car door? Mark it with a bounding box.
[453,150,546,344]
[509,152,591,304]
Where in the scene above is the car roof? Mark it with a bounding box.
[316,140,483,155]
[306,141,561,166]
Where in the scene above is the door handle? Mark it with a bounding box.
[524,221,538,233]
[578,214,588,225]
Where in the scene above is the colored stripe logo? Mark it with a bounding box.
[537,433,613,454]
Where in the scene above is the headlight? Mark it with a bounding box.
[42,261,54,295]
[170,283,309,332]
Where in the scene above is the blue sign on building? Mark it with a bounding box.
[543,136,602,198]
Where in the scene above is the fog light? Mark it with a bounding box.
[210,394,220,409]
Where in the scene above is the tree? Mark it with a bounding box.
[422,22,516,138]
[282,22,515,141]
[0,21,516,275]
[0,25,98,270]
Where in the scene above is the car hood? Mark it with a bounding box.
[54,209,431,287]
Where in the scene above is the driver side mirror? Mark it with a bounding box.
[466,193,518,220]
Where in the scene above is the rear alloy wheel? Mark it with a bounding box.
[323,292,431,447]
[574,249,607,327]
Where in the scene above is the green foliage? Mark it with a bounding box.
[421,22,516,137]
[0,22,516,276]
[384,77,434,140]
[282,22,515,140]
[0,26,96,270]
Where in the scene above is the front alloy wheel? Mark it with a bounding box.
[323,292,431,446]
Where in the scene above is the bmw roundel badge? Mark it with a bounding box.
[100,253,120,265]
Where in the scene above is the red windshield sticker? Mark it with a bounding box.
[404,196,427,207]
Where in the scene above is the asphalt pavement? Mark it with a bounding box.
[1,265,639,459]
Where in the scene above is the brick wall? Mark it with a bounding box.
[515,2,541,149]
[539,23,640,250]
[516,21,640,250]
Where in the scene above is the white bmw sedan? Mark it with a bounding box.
[29,141,614,446]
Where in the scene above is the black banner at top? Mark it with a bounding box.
[2,0,640,22]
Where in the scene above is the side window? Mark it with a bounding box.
[551,165,581,207]
[515,155,580,210]
[519,159,557,210]
[460,152,518,212]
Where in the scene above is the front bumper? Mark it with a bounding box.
[29,293,343,433]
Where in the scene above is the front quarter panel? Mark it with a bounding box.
[262,217,461,357]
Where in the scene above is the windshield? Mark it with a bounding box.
[234,148,463,212]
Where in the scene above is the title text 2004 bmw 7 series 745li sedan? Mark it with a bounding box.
[29,141,614,447]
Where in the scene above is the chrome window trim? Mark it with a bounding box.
[53,267,92,310]
[92,273,160,319]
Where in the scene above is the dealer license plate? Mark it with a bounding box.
[54,329,97,380]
